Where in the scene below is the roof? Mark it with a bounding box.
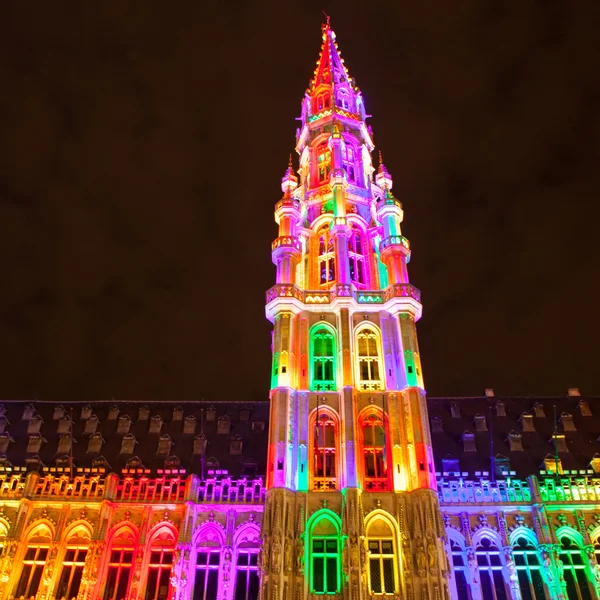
[0,400,269,478]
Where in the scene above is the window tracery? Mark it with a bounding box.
[318,225,335,286]
[317,143,331,183]
[366,518,396,594]
[355,327,383,390]
[359,411,389,491]
[512,536,545,600]
[310,326,336,391]
[311,411,338,491]
[475,537,507,600]
[309,514,341,595]
[103,527,137,600]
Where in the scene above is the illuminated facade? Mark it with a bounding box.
[262,19,446,600]
[1,19,600,600]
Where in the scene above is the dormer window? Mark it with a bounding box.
[53,406,65,420]
[217,417,231,435]
[138,406,150,420]
[0,418,8,434]
[552,434,568,453]
[121,434,136,455]
[318,225,335,286]
[474,414,487,432]
[27,435,43,454]
[462,432,476,453]
[520,413,535,432]
[108,406,119,420]
[149,415,163,434]
[193,434,207,455]
[533,403,545,418]
[58,434,72,454]
[430,416,443,433]
[183,415,197,434]
[317,143,331,183]
[450,403,461,418]
[57,416,71,434]
[495,401,506,417]
[84,415,99,434]
[0,434,11,453]
[81,405,92,420]
[579,400,592,417]
[87,433,103,454]
[229,436,243,455]
[22,405,35,420]
[544,455,563,474]
[508,431,524,452]
[560,413,576,432]
[157,435,171,456]
[117,416,131,434]
[27,417,42,435]
[206,407,216,422]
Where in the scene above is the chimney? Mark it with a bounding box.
[568,388,581,397]
[485,389,495,397]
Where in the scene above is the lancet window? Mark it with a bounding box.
[56,529,89,600]
[193,531,221,600]
[475,538,507,600]
[310,326,336,391]
[15,525,53,599]
[234,546,260,600]
[449,540,470,600]
[360,411,389,491]
[311,411,338,491]
[356,328,383,390]
[342,143,356,181]
[337,91,349,110]
[317,143,331,183]
[103,528,136,600]
[315,92,330,111]
[145,529,175,600]
[318,225,335,286]
[558,537,592,600]
[512,536,545,600]
[366,519,396,594]
[348,227,365,285]
[309,515,341,595]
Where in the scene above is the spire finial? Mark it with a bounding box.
[322,11,331,27]
[379,151,383,166]
[288,154,293,168]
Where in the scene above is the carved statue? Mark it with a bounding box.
[592,562,600,588]
[543,553,554,584]
[428,543,437,568]
[284,538,293,572]
[271,534,282,571]
[296,539,304,573]
[222,547,232,582]
[417,546,427,572]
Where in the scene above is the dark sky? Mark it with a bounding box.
[1,2,599,401]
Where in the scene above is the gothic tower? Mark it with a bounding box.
[262,21,449,600]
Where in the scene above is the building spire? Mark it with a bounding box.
[310,18,353,93]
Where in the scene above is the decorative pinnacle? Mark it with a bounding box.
[288,154,293,168]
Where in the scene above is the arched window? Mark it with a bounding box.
[342,144,356,181]
[348,227,364,285]
[234,531,260,600]
[356,328,383,390]
[366,518,397,594]
[56,527,90,600]
[317,143,331,183]
[193,527,222,600]
[103,527,137,600]
[15,524,53,598]
[311,412,337,491]
[145,528,175,600]
[318,225,335,286]
[309,515,341,595]
[310,326,336,391]
[336,91,349,110]
[559,536,592,600]
[475,538,507,600]
[449,540,470,600]
[512,536,545,600]
[360,411,389,490]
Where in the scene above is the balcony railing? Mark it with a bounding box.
[379,235,410,253]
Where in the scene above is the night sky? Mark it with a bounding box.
[1,2,599,401]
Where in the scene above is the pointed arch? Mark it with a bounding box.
[510,530,545,600]
[101,523,139,600]
[55,522,92,600]
[357,405,391,491]
[556,528,591,599]
[233,523,261,600]
[192,522,224,600]
[306,509,342,595]
[144,524,176,600]
[508,526,538,547]
[472,528,507,600]
[309,321,338,391]
[446,529,470,600]
[354,323,384,391]
[14,521,54,598]
[364,510,399,595]
[309,406,340,491]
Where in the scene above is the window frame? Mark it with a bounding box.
[310,409,339,492]
[309,324,337,391]
[354,326,384,391]
[307,513,342,596]
[317,224,335,287]
[359,409,391,491]
[365,518,398,595]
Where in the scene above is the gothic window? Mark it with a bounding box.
[475,538,508,600]
[15,544,49,597]
[117,416,131,434]
[521,413,535,432]
[309,516,340,595]
[184,415,197,434]
[318,225,335,286]
[315,92,330,111]
[103,529,136,600]
[120,434,136,455]
[512,537,545,600]
[508,432,524,452]
[149,415,163,434]
[559,537,592,600]
[366,519,396,594]
[312,412,338,491]
[462,432,476,453]
[84,415,99,434]
[336,91,349,110]
[317,143,331,183]
[56,532,89,600]
[194,548,220,600]
[342,143,356,181]
[234,549,260,600]
[474,414,487,432]
[57,416,71,434]
[360,412,389,491]
[450,540,470,600]
[87,433,103,454]
[310,326,336,391]
[593,535,600,572]
[144,530,175,600]
[348,227,365,284]
[356,328,383,391]
[561,412,577,431]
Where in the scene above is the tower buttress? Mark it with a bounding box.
[263,20,448,600]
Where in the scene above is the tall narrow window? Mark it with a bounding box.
[476,538,507,600]
[367,520,396,594]
[361,412,388,490]
[348,227,364,284]
[104,529,136,600]
[193,548,220,600]
[57,538,88,600]
[356,328,383,390]
[145,549,173,600]
[342,144,356,181]
[234,549,259,600]
[512,537,545,600]
[559,537,592,600]
[312,413,337,491]
[317,143,331,183]
[15,545,49,597]
[311,327,336,391]
[311,537,339,594]
[450,540,470,600]
[318,225,335,286]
